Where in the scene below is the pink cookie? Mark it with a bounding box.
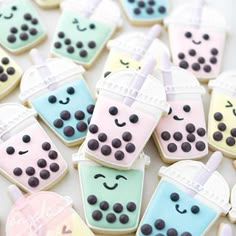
[165,0,228,81]
[0,103,67,192]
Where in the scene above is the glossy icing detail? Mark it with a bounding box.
[0,0,46,54]
[0,48,22,99]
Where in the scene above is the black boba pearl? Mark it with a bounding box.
[60,110,71,120]
[67,46,74,54]
[148,0,155,6]
[185,32,192,38]
[106,213,116,223]
[53,119,63,128]
[214,112,223,121]
[48,95,57,103]
[134,8,141,15]
[191,205,200,214]
[158,6,166,13]
[79,50,88,58]
[0,66,3,73]
[146,7,154,14]
[22,135,31,143]
[48,150,58,160]
[113,203,123,213]
[87,195,97,205]
[120,214,129,224]
[129,114,139,123]
[98,133,107,142]
[89,124,98,134]
[31,18,38,25]
[187,134,195,142]
[179,60,189,69]
[64,38,71,45]
[210,57,217,64]
[37,159,47,168]
[92,210,102,221]
[87,117,92,124]
[195,141,206,151]
[213,131,223,141]
[20,32,29,41]
[75,110,85,120]
[192,63,200,71]
[167,143,177,153]
[203,34,210,40]
[203,65,211,73]
[24,13,32,20]
[54,42,62,49]
[218,123,227,131]
[10,27,18,34]
[7,35,16,43]
[141,224,152,235]
[26,167,35,176]
[114,150,125,160]
[30,28,37,36]
[198,57,205,64]
[231,128,236,137]
[197,128,206,137]
[13,167,23,176]
[1,57,8,64]
[50,163,60,172]
[186,123,195,133]
[101,145,112,156]
[87,104,95,114]
[76,41,83,48]
[127,202,136,212]
[28,177,39,187]
[226,137,235,146]
[7,67,15,75]
[88,41,96,49]
[170,192,179,201]
[173,132,183,141]
[161,131,170,141]
[178,53,185,59]
[181,232,192,236]
[112,138,122,148]
[0,74,8,82]
[189,49,196,56]
[211,48,218,56]
[181,142,191,152]
[125,143,135,153]
[6,146,15,155]
[58,31,65,38]
[109,106,118,115]
[122,132,132,142]
[167,228,178,236]
[76,121,87,132]
[88,139,99,150]
[155,219,165,230]
[138,1,145,7]
[100,201,109,210]
[21,24,28,31]
[40,170,50,180]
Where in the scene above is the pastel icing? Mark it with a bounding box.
[0,48,22,99]
[0,0,46,53]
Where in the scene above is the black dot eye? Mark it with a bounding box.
[168,107,172,115]
[67,87,75,95]
[12,6,17,11]
[191,205,200,214]
[203,34,210,40]
[89,24,95,29]
[185,32,192,38]
[48,95,57,104]
[183,105,191,112]
[170,192,179,202]
[109,106,118,116]
[129,114,139,124]
[6,146,15,155]
[22,135,31,143]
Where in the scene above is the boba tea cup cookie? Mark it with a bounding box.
[0,0,46,54]
[19,49,95,147]
[84,57,169,169]
[103,25,169,79]
[73,145,150,234]
[229,184,236,223]
[154,53,208,163]
[0,47,22,99]
[165,0,228,81]
[218,224,233,236]
[51,0,122,68]
[0,103,68,192]
[33,0,60,9]
[137,151,231,236]
[208,71,236,158]
[6,185,94,236]
[119,0,169,26]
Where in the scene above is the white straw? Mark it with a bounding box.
[191,0,206,27]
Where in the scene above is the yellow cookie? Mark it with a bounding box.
[33,0,60,9]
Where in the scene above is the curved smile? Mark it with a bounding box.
[4,13,13,19]
[19,150,29,155]
[77,25,87,32]
[175,204,187,214]
[173,115,184,121]
[115,119,126,127]
[103,182,118,190]
[59,97,70,105]
[192,40,201,45]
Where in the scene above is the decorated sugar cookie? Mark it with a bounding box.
[6,185,94,236]
[208,71,236,158]
[137,152,231,236]
[103,25,169,78]
[51,0,122,68]
[0,0,46,54]
[19,49,95,146]
[73,145,150,234]
[0,47,22,99]
[165,0,228,81]
[33,0,60,9]
[120,0,169,26]
[0,103,68,192]
[84,57,169,169]
[154,53,207,163]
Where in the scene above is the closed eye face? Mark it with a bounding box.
[225,100,236,116]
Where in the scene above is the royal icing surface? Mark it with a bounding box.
[0,0,46,53]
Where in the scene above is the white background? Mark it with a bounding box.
[0,0,236,235]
